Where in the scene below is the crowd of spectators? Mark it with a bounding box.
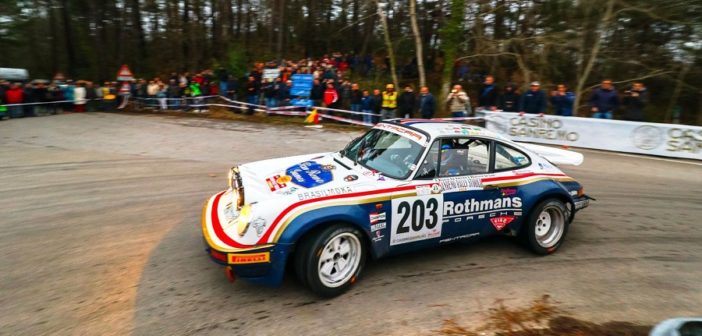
[1,52,650,123]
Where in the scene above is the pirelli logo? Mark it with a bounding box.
[228,252,271,264]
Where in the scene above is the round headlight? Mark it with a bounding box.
[237,204,252,237]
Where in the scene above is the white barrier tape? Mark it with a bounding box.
[133,95,219,101]
[313,105,378,117]
[2,98,106,107]
[318,112,374,127]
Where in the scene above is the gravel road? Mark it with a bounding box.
[1,113,700,335]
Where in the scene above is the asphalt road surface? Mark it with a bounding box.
[1,113,701,336]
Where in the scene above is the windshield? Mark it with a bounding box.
[342,129,426,179]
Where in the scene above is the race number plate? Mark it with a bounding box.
[390,194,444,246]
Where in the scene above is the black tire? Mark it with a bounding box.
[295,224,366,298]
[523,199,569,255]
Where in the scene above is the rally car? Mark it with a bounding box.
[201,120,591,297]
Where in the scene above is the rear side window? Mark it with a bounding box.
[494,142,530,171]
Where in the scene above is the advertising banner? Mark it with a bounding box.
[290,74,314,97]
[480,111,702,160]
[262,68,280,81]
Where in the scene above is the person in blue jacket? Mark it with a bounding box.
[360,90,374,124]
[589,79,619,119]
[519,81,547,114]
[418,86,436,119]
[550,84,575,116]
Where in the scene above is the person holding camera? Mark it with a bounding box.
[446,84,471,118]
[622,82,648,121]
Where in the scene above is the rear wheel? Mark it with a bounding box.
[295,224,366,297]
[524,199,569,255]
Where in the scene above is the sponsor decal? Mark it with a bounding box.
[431,184,442,194]
[489,215,515,231]
[370,222,386,232]
[321,164,336,171]
[374,123,427,143]
[415,185,432,196]
[276,186,299,195]
[444,197,522,217]
[372,230,384,243]
[439,232,480,244]
[276,175,292,184]
[501,188,517,196]
[228,252,271,264]
[251,217,266,236]
[377,175,386,181]
[508,116,579,142]
[344,174,359,182]
[296,186,353,201]
[369,212,387,224]
[265,174,288,192]
[286,161,334,188]
[362,170,378,177]
[439,176,483,192]
[390,195,443,246]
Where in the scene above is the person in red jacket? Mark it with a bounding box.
[5,83,24,118]
[323,82,338,108]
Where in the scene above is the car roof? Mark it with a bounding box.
[387,120,503,140]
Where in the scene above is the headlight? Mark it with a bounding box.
[237,204,252,237]
[227,168,234,189]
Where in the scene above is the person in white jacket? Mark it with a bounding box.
[73,82,87,112]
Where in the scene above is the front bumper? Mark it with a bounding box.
[201,190,290,287]
[204,242,291,287]
[573,195,592,211]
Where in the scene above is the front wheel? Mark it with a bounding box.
[296,224,366,297]
[524,199,569,255]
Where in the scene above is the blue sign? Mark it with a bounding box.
[290,74,314,98]
[291,98,313,108]
[286,161,333,188]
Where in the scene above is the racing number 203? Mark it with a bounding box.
[396,199,439,234]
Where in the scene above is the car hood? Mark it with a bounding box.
[238,152,397,204]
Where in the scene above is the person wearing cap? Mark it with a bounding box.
[519,81,547,114]
[381,84,398,120]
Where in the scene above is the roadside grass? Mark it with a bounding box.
[436,295,651,336]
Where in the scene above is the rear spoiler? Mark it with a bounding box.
[519,143,584,166]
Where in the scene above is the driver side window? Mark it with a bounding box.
[415,138,491,179]
[438,138,490,177]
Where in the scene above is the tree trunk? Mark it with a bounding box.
[276,0,285,60]
[131,0,148,73]
[409,0,426,88]
[439,0,465,116]
[377,2,399,89]
[183,0,191,71]
[572,0,614,117]
[59,0,76,77]
[665,63,691,123]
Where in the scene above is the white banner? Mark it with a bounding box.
[479,111,702,161]
[262,69,280,81]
